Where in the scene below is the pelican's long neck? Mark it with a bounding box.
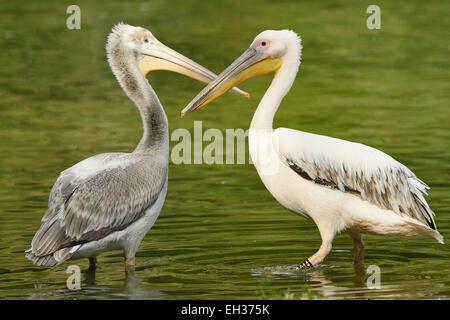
[250,45,301,131]
[107,40,168,155]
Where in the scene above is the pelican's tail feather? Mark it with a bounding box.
[417,224,444,244]
[433,230,444,244]
[25,250,59,266]
[417,222,444,244]
[25,245,80,266]
[401,216,444,244]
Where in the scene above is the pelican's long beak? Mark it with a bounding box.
[180,48,281,117]
[139,42,248,98]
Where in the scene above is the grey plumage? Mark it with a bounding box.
[26,24,171,267]
[28,154,167,263]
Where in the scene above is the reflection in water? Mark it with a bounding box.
[250,264,350,299]
[249,261,447,300]
[27,267,164,300]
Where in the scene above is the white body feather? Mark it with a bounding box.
[250,128,443,243]
[183,29,443,266]
[242,30,443,265]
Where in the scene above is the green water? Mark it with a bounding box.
[0,0,449,299]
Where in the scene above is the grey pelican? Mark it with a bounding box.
[181,30,443,268]
[25,23,247,273]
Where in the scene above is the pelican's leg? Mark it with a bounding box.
[297,226,334,269]
[297,241,333,269]
[123,243,140,276]
[85,258,97,284]
[124,257,135,276]
[88,257,98,270]
[348,230,365,265]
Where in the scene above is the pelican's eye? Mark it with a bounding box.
[144,38,149,43]
[258,40,269,49]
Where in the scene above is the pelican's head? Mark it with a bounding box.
[181,30,301,116]
[106,23,248,97]
[249,30,300,59]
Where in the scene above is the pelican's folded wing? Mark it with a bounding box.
[274,128,436,230]
[42,153,125,223]
[30,153,167,258]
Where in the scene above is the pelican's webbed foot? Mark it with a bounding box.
[296,258,313,269]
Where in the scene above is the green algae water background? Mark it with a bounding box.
[0,0,449,299]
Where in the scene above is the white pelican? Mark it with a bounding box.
[25,23,247,273]
[181,30,444,268]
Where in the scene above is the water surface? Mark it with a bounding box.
[0,0,449,299]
